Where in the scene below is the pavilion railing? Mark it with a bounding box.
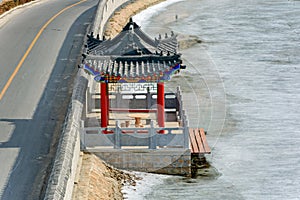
[80,120,189,150]
[86,87,180,111]
[109,91,179,110]
[82,86,189,150]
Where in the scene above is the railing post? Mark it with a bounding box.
[114,121,121,149]
[80,120,86,150]
[86,86,90,113]
[89,79,95,111]
[181,110,190,148]
[184,120,189,148]
[132,94,136,109]
[176,86,183,120]
[182,110,186,127]
[146,87,151,109]
[175,86,180,111]
[116,87,122,108]
[149,121,157,149]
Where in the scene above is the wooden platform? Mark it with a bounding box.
[189,128,211,154]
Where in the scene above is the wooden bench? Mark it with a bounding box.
[189,128,211,154]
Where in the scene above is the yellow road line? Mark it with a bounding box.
[0,0,87,101]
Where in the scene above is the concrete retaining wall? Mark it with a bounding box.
[92,0,131,37]
[91,149,191,176]
[44,70,88,200]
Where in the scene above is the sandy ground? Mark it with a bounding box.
[72,153,140,200]
[0,0,34,15]
[104,0,165,39]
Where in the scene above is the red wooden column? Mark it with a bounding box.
[100,82,108,127]
[106,83,110,124]
[157,82,165,132]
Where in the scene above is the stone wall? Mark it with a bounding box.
[92,149,191,176]
[43,70,88,200]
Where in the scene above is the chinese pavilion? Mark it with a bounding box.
[82,18,185,129]
[80,18,211,176]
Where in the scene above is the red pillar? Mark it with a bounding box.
[106,84,110,125]
[101,82,108,128]
[157,82,165,132]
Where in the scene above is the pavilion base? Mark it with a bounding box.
[84,148,191,176]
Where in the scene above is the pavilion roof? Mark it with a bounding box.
[82,19,185,83]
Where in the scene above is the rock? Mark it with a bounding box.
[178,35,203,50]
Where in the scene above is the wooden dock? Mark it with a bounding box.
[189,128,211,154]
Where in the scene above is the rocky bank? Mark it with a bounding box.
[0,0,34,15]
[103,0,165,39]
[72,153,140,200]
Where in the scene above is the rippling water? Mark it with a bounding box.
[127,0,300,199]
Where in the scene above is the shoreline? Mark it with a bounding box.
[103,0,166,39]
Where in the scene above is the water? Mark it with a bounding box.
[126,0,300,199]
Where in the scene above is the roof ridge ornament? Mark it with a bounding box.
[129,24,134,33]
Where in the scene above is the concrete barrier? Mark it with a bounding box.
[92,0,131,37]
[43,70,88,200]
[43,0,131,199]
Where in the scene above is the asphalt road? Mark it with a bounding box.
[0,0,97,199]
